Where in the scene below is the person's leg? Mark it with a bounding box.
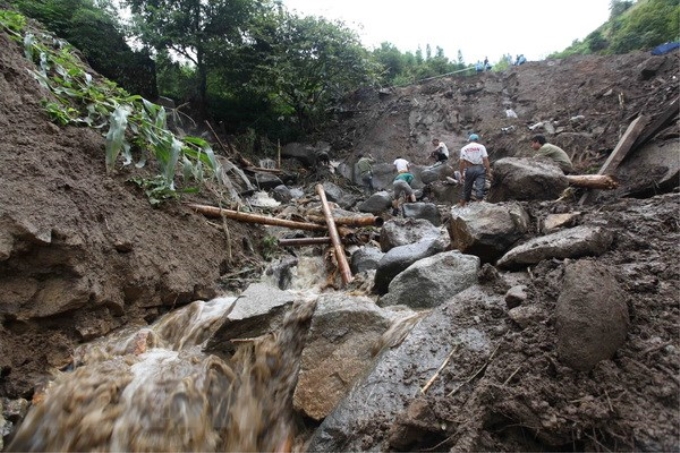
[472,167,486,200]
[462,169,476,203]
[362,174,373,194]
[400,182,415,203]
[392,181,402,201]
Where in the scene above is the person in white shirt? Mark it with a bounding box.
[393,157,410,173]
[430,139,449,163]
[459,133,492,207]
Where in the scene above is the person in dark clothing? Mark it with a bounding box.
[356,153,375,194]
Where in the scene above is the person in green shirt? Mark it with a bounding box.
[356,154,375,194]
[530,135,574,174]
[392,170,416,212]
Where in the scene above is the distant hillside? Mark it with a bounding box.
[551,0,679,58]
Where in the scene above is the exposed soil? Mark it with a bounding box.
[1,14,679,452]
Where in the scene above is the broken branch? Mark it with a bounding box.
[421,344,459,394]
[306,214,385,227]
[188,203,326,231]
[566,174,619,190]
[316,184,353,285]
[447,344,500,397]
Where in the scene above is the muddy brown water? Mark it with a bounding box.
[6,295,316,452]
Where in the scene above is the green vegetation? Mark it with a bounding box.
[0,11,220,204]
[260,234,279,261]
[8,0,157,98]
[551,0,679,58]
[1,0,675,202]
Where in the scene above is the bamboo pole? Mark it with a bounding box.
[187,204,326,231]
[316,184,353,285]
[306,214,385,228]
[279,237,333,246]
[277,139,282,170]
[566,174,619,190]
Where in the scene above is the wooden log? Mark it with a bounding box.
[279,237,332,246]
[595,115,647,175]
[316,184,353,285]
[579,115,646,205]
[288,238,344,247]
[278,225,357,247]
[632,96,679,150]
[187,204,326,231]
[306,214,384,227]
[566,174,619,190]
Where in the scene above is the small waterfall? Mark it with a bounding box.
[7,296,316,452]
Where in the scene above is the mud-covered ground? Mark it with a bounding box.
[405,194,680,452]
[1,13,679,452]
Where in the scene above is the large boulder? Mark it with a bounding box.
[496,225,613,270]
[293,294,415,421]
[448,201,530,262]
[487,157,569,202]
[380,217,443,252]
[556,260,629,371]
[402,202,441,226]
[307,285,500,452]
[379,251,479,309]
[373,239,446,294]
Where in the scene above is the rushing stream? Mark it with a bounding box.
[6,276,320,452]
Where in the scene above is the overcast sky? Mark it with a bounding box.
[282,0,613,63]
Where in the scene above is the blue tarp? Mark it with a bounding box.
[651,42,680,55]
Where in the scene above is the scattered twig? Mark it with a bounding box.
[448,344,501,397]
[604,388,614,413]
[220,203,232,263]
[220,268,256,279]
[421,344,459,394]
[657,364,680,386]
[641,340,673,355]
[230,337,258,343]
[584,427,613,452]
[503,365,522,386]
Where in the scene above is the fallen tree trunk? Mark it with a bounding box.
[316,184,353,285]
[306,214,384,228]
[567,174,619,190]
[187,204,326,231]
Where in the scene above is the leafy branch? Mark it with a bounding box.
[0,10,221,203]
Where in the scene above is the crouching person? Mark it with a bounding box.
[392,171,416,215]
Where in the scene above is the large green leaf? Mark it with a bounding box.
[105,104,132,172]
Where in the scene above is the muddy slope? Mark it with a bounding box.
[0,27,263,397]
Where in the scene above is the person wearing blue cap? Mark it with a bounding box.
[458,133,492,207]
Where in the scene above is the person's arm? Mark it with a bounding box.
[483,157,492,178]
[459,159,466,178]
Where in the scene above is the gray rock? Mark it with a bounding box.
[449,201,530,262]
[380,217,442,252]
[402,202,441,226]
[293,294,412,421]
[496,225,613,270]
[350,247,384,273]
[487,157,569,202]
[379,251,479,309]
[373,239,445,294]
